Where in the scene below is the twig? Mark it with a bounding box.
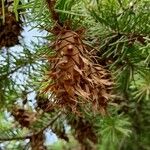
[0,135,31,142]
[0,65,24,79]
[36,111,62,134]
[46,0,61,25]
[1,0,5,24]
[0,56,43,79]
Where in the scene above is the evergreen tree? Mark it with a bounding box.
[0,0,149,149]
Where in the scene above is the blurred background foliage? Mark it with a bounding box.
[0,0,150,149]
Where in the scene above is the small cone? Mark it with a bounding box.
[35,94,55,112]
[12,107,36,128]
[68,117,97,150]
[0,1,23,48]
[30,132,47,150]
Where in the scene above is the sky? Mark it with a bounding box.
[0,25,58,146]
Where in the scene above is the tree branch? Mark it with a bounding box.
[0,135,31,142]
[46,0,61,25]
[36,111,62,134]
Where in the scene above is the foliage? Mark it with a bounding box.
[0,0,150,150]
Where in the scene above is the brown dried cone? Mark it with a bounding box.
[43,27,113,114]
[30,132,47,150]
[12,107,36,128]
[0,1,23,48]
[36,94,55,112]
[68,117,97,150]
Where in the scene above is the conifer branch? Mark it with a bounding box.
[0,135,31,142]
[0,112,61,142]
[46,0,61,25]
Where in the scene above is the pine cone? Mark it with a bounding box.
[0,1,23,48]
[12,108,36,128]
[68,117,97,150]
[43,27,113,114]
[30,132,47,150]
[36,94,55,112]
